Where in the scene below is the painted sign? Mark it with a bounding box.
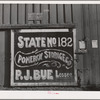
[11,29,76,86]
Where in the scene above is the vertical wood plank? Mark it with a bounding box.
[57,4,64,24]
[73,5,84,40]
[41,4,48,24]
[97,4,100,85]
[18,4,25,25]
[4,4,10,25]
[50,4,57,24]
[72,4,84,85]
[34,4,41,24]
[11,4,17,25]
[83,5,92,85]
[89,5,99,85]
[0,4,2,25]
[0,31,5,86]
[26,4,33,24]
[95,4,100,85]
[4,30,10,87]
[65,4,72,23]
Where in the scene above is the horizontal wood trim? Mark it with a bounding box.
[0,24,75,30]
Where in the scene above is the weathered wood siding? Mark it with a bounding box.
[83,4,100,86]
[0,4,73,25]
[0,31,5,86]
[0,4,100,87]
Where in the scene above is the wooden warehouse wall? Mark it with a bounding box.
[0,4,99,87]
[0,4,73,25]
[83,5,100,86]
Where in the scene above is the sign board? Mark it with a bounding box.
[11,29,77,86]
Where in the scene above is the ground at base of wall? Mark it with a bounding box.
[81,87,100,91]
[0,86,82,91]
[0,86,99,91]
[80,84,100,91]
[0,85,100,91]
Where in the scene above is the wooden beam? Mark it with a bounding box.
[0,24,75,30]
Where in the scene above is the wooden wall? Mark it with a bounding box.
[83,5,100,86]
[0,4,73,25]
[0,4,100,87]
